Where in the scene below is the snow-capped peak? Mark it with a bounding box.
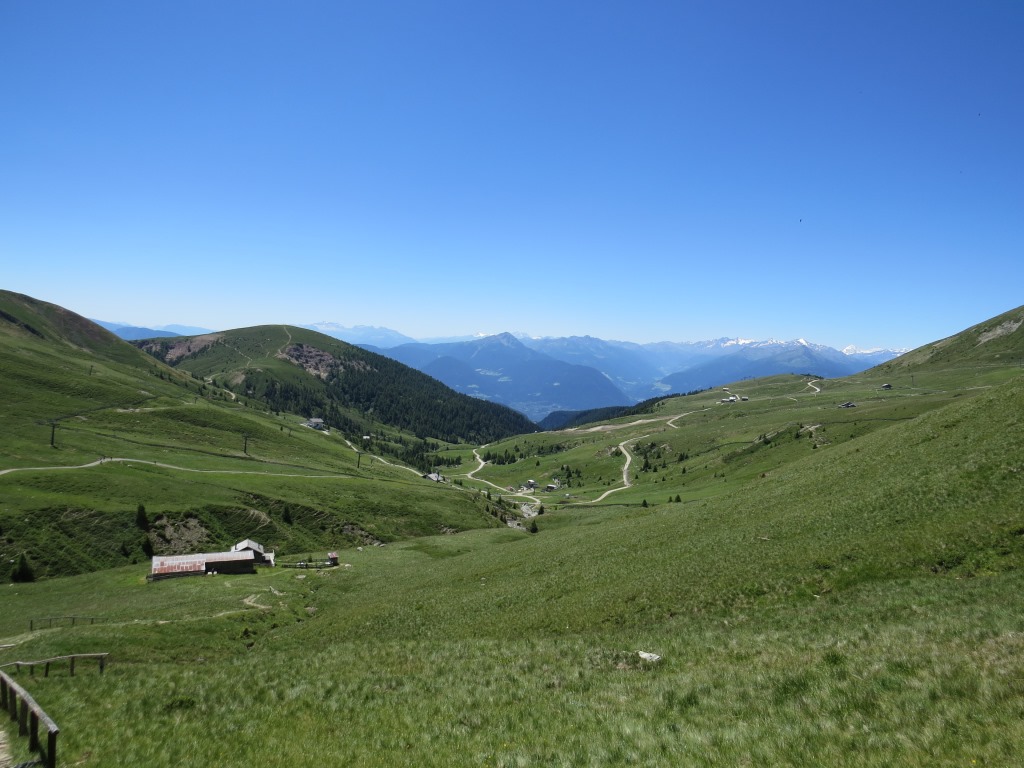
[722,338,757,347]
[841,344,908,356]
[842,344,881,355]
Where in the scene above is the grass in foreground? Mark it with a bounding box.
[2,565,1022,767]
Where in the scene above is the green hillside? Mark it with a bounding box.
[0,291,520,580]
[134,324,536,444]
[2,297,1023,766]
[879,303,1024,372]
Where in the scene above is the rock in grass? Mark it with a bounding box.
[637,651,662,663]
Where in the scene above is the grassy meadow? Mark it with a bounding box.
[3,372,1024,765]
[3,297,1024,765]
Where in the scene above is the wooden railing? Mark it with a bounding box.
[0,653,108,767]
[1,669,59,768]
[0,652,109,677]
[29,615,104,632]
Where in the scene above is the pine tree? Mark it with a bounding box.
[11,553,35,583]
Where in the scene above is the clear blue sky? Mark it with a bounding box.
[2,1,1022,350]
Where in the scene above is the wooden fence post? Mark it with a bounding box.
[18,696,28,736]
[69,656,75,676]
[47,728,59,768]
[29,710,40,751]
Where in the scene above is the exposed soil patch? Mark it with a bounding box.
[139,333,223,363]
[150,515,214,555]
[277,344,373,380]
[978,317,1023,345]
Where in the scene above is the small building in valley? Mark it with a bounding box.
[149,539,275,580]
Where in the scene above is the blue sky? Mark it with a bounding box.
[2,1,1021,350]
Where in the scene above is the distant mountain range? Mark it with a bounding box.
[301,322,418,347]
[92,320,214,340]
[94,318,905,421]
[364,333,904,420]
[363,333,633,422]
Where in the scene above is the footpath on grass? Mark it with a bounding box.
[0,457,347,479]
[0,726,11,768]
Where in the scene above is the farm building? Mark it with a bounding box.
[149,539,275,580]
[232,538,276,566]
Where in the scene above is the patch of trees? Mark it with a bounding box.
[480,446,525,465]
[634,441,672,473]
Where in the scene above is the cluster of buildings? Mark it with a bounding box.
[508,479,560,493]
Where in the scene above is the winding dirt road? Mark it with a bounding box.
[466,448,540,503]
[588,435,647,503]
